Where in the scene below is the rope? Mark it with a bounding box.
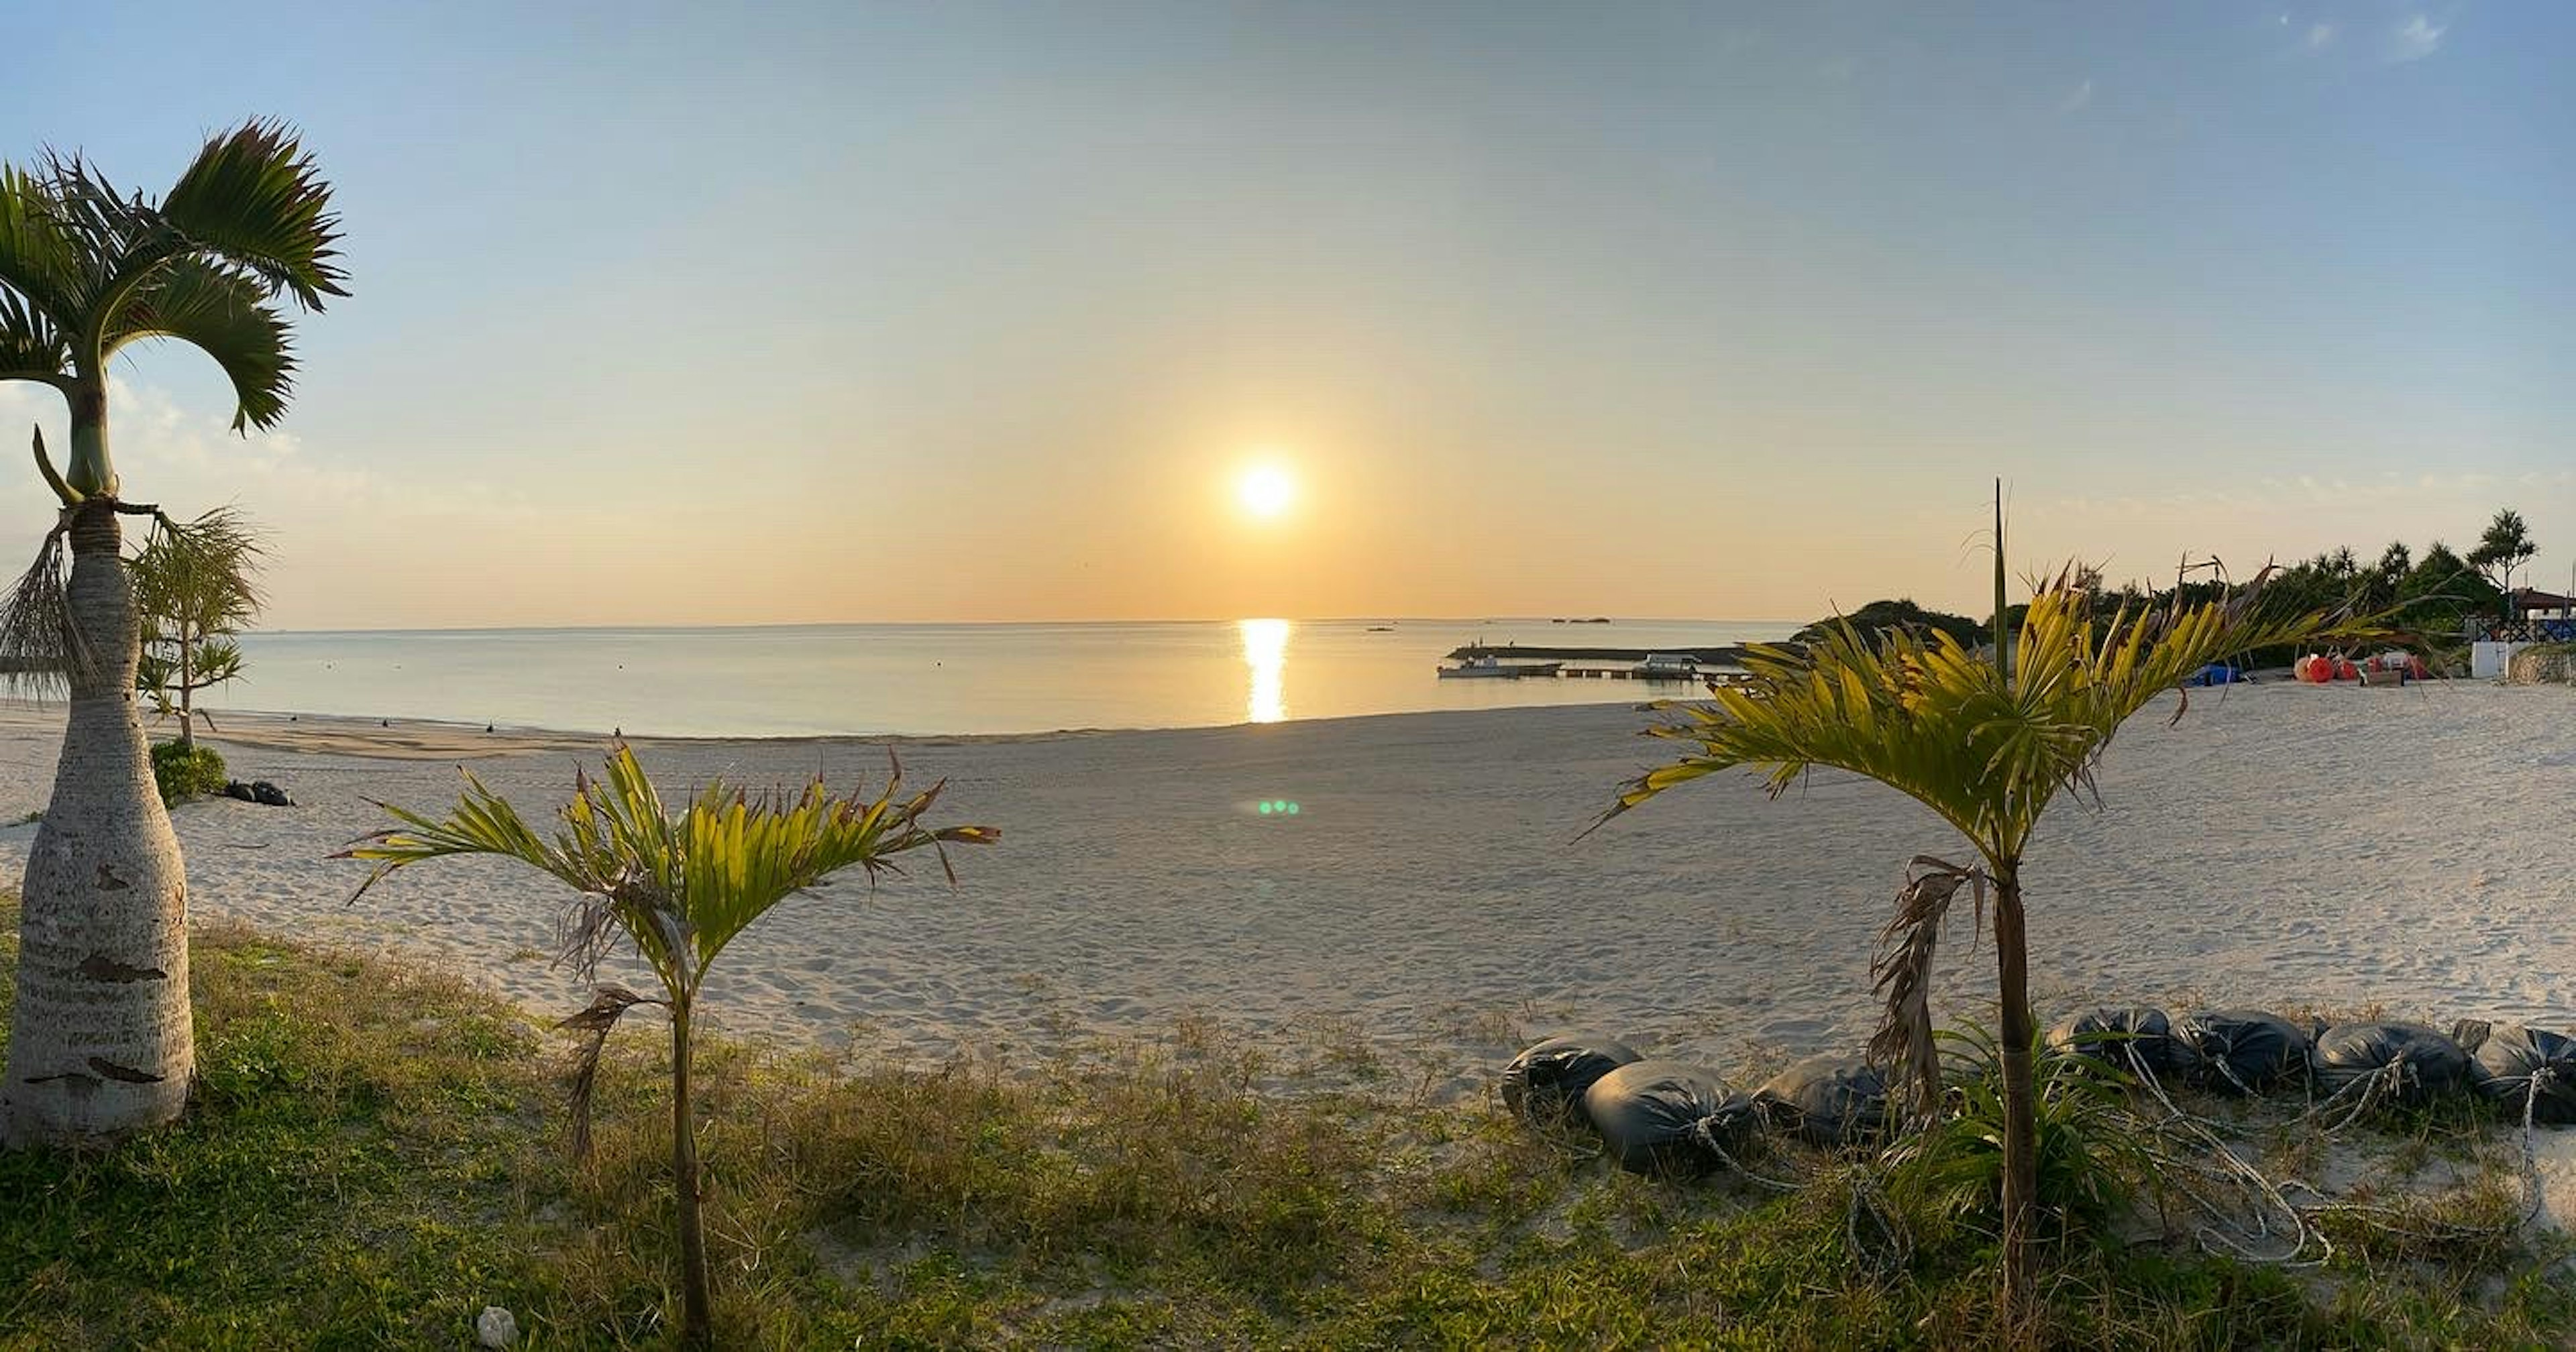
[1842,1165,1913,1278]
[2118,1037,2332,1266]
[1692,1111,1803,1193]
[2273,1065,2544,1251]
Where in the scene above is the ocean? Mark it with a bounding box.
[217,619,1798,738]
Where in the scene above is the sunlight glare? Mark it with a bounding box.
[1237,464,1295,518]
[1239,617,1290,723]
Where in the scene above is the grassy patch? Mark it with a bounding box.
[0,895,2571,1347]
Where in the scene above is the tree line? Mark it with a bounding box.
[1803,508,2544,653]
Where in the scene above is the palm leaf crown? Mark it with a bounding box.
[0,119,345,437]
[1603,567,2351,864]
[341,745,1000,994]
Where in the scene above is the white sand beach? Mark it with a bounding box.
[4,683,2573,1099]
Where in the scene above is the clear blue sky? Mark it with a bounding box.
[3,1,2569,626]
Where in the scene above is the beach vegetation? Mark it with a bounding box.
[1598,542,2354,1336]
[339,746,998,1348]
[2470,508,2539,618]
[1790,597,1981,648]
[0,891,2568,1347]
[131,505,266,749]
[0,121,345,1144]
[145,739,227,807]
[1882,1023,2151,1238]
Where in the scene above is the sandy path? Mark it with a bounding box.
[1,683,2571,1098]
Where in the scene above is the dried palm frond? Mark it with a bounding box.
[555,983,666,1160]
[1868,855,1988,1120]
[0,515,89,694]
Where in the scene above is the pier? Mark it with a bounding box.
[1439,642,1758,684]
[1443,642,1754,665]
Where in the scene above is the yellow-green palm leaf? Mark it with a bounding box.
[341,744,998,996]
[1608,573,2349,868]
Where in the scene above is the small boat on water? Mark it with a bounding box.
[1631,652,1702,680]
[1437,655,1563,679]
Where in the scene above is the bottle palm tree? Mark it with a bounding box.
[0,122,344,1143]
[1597,551,2345,1335]
[341,745,998,1349]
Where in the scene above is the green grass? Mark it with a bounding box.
[1,894,2572,1347]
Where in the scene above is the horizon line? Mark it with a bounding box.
[238,614,1812,639]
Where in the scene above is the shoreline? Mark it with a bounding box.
[3,697,1662,761]
[5,683,2574,1109]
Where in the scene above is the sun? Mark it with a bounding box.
[1236,463,1296,518]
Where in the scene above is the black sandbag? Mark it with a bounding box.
[223,781,258,802]
[2312,1022,2469,1105]
[250,780,293,807]
[2047,1006,2202,1082]
[2469,1025,2576,1125]
[1754,1056,1890,1146]
[2174,1009,2312,1095]
[1582,1060,1758,1176]
[1501,1034,1644,1124]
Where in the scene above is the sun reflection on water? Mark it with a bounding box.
[1239,618,1291,723]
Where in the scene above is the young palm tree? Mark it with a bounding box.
[341,746,998,1349]
[0,122,344,1143]
[132,506,268,748]
[1598,561,2344,1333]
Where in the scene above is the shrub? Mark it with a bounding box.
[1882,1022,2153,1238]
[150,739,227,805]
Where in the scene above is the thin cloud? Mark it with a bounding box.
[2057,79,2094,113]
[2390,13,2447,61]
[2306,21,2338,48]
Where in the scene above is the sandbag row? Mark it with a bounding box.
[2049,1005,2576,1123]
[1503,1008,2576,1174]
[1501,1033,1891,1174]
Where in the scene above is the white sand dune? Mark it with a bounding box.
[2,683,2572,1101]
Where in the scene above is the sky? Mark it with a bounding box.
[1,0,2570,629]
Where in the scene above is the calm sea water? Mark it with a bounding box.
[219,619,1798,738]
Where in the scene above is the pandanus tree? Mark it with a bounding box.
[1597,546,2346,1334]
[133,505,268,748]
[341,746,998,1349]
[0,123,343,1143]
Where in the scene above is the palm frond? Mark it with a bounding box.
[0,286,70,386]
[32,150,166,329]
[555,984,667,1160]
[1605,567,2360,862]
[343,745,1000,997]
[1870,856,1986,1120]
[0,162,85,332]
[669,748,999,970]
[158,120,347,312]
[338,769,584,901]
[0,515,88,695]
[105,258,294,431]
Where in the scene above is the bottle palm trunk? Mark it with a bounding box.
[1,490,194,1143]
